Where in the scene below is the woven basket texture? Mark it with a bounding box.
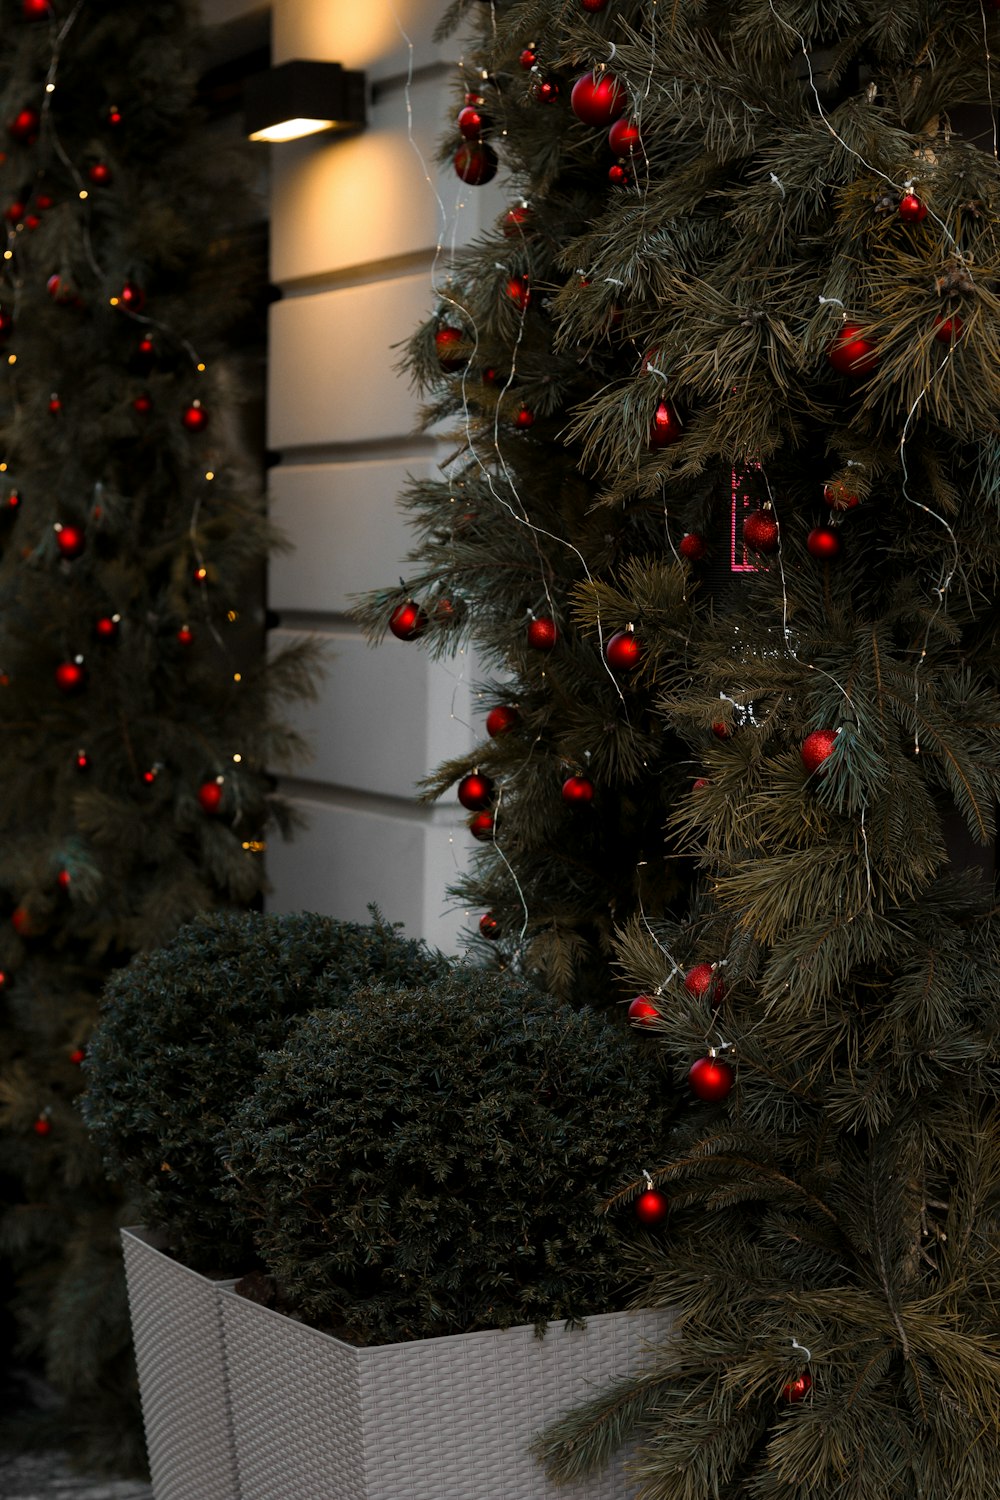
[121,1228,241,1500]
[219,1288,674,1500]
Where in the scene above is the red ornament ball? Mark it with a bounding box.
[692,777,710,791]
[608,163,630,188]
[562,774,594,805]
[54,522,85,559]
[458,772,494,811]
[827,323,878,377]
[197,779,224,815]
[688,1055,735,1102]
[684,963,724,1006]
[807,526,841,559]
[48,393,61,415]
[608,118,642,156]
[514,406,535,430]
[519,47,537,70]
[605,628,642,672]
[457,104,489,139]
[55,659,86,694]
[94,614,120,640]
[634,1188,669,1226]
[33,1116,52,1137]
[505,273,530,310]
[782,1373,813,1404]
[743,509,779,553]
[12,906,32,935]
[570,71,626,128]
[23,0,53,17]
[8,107,40,145]
[469,811,495,842]
[898,192,927,223]
[74,749,90,771]
[527,616,558,651]
[142,767,158,786]
[389,600,427,641]
[57,869,71,890]
[177,624,194,646]
[88,161,111,186]
[649,399,682,448]
[627,995,658,1026]
[0,307,13,342]
[823,481,859,510]
[435,325,467,372]
[532,76,560,103]
[46,273,76,306]
[934,313,964,344]
[711,722,730,740]
[182,401,208,433]
[119,281,145,312]
[502,204,533,237]
[35,191,53,210]
[801,728,838,774]
[479,912,499,940]
[486,703,519,737]
[453,142,497,185]
[133,393,153,415]
[5,200,25,224]
[69,1047,86,1065]
[679,532,707,561]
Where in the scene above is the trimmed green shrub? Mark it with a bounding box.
[82,910,447,1270]
[222,969,671,1345]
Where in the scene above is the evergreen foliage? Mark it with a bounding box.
[0,0,317,1469]
[364,0,1000,1493]
[220,968,672,1347]
[83,910,447,1272]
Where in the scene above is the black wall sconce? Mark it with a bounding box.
[245,60,367,144]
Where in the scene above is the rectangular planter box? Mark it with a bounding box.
[120,1227,241,1500]
[219,1287,673,1500]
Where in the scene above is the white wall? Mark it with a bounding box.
[201,0,501,949]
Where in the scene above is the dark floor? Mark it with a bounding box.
[0,1451,151,1499]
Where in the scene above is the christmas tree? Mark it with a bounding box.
[366,0,1000,1493]
[0,0,314,1470]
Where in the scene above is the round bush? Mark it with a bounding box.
[222,969,672,1345]
[82,909,447,1270]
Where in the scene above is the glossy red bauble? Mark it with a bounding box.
[197,779,224,814]
[23,0,53,17]
[502,204,533,237]
[604,628,642,672]
[570,71,626,128]
[514,406,535,429]
[743,510,779,553]
[519,47,537,70]
[823,481,859,510]
[54,522,85,559]
[453,142,498,185]
[486,703,520,737]
[435,326,467,372]
[562,774,594,805]
[801,728,838,774]
[782,1373,813,1403]
[505,274,530,310]
[807,526,841,559]
[457,104,489,139]
[468,811,495,841]
[898,192,927,223]
[457,772,494,811]
[177,625,194,646]
[627,995,658,1026]
[88,161,111,186]
[46,273,77,305]
[684,963,724,1006]
[827,323,878,377]
[581,0,608,10]
[74,749,90,771]
[933,313,964,344]
[0,308,13,342]
[711,722,730,740]
[692,777,710,791]
[608,163,630,187]
[94,614,120,641]
[57,869,71,890]
[679,532,707,560]
[634,1188,669,1226]
[8,106,40,145]
[649,399,682,448]
[527,616,558,650]
[479,913,499,939]
[69,1047,86,1065]
[119,281,145,312]
[48,394,61,414]
[532,76,561,103]
[608,118,641,156]
[33,1116,52,1136]
[688,1055,735,1102]
[5,200,25,224]
[389,600,427,641]
[55,659,86,693]
[12,906,32,935]
[182,401,208,433]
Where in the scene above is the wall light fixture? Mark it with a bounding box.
[245,61,367,144]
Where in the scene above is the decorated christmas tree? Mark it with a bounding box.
[366,0,1000,1492]
[0,0,314,1469]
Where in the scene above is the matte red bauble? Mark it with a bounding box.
[182,401,208,432]
[679,532,707,560]
[801,728,837,774]
[55,659,86,693]
[435,326,467,372]
[453,142,497,185]
[823,482,859,510]
[469,811,495,841]
[627,995,658,1026]
[898,192,927,223]
[743,509,779,553]
[570,71,626,128]
[933,313,964,343]
[457,772,494,811]
[389,600,427,641]
[197,779,224,814]
[119,281,145,311]
[8,107,40,145]
[634,1188,669,1226]
[827,323,878,376]
[782,1373,813,1404]
[608,118,641,155]
[502,204,533,237]
[684,963,724,1006]
[54,522,85,559]
[527,616,558,650]
[649,399,682,448]
[457,104,489,139]
[505,273,530,310]
[562,774,594,805]
[479,913,499,939]
[604,628,642,672]
[486,703,519,736]
[688,1055,735,1102]
[807,526,841,559]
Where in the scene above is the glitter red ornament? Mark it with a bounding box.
[634,1188,669,1226]
[827,322,878,377]
[679,532,707,560]
[933,313,964,343]
[684,963,724,1006]
[469,811,495,841]
[8,106,40,145]
[807,526,841,559]
[782,1373,812,1404]
[197,779,224,814]
[627,995,658,1026]
[688,1055,735,1102]
[435,326,467,372]
[608,118,641,155]
[527,616,558,650]
[479,913,499,939]
[458,772,494,811]
[389,600,427,641]
[604,628,642,672]
[55,658,86,693]
[486,703,519,736]
[54,522,85,559]
[570,71,626,128]
[743,509,779,553]
[562,774,594,805]
[649,399,682,448]
[898,192,927,223]
[182,400,208,433]
[453,142,497,185]
[801,728,837,774]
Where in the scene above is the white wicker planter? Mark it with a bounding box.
[120,1227,241,1500]
[218,1287,673,1500]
